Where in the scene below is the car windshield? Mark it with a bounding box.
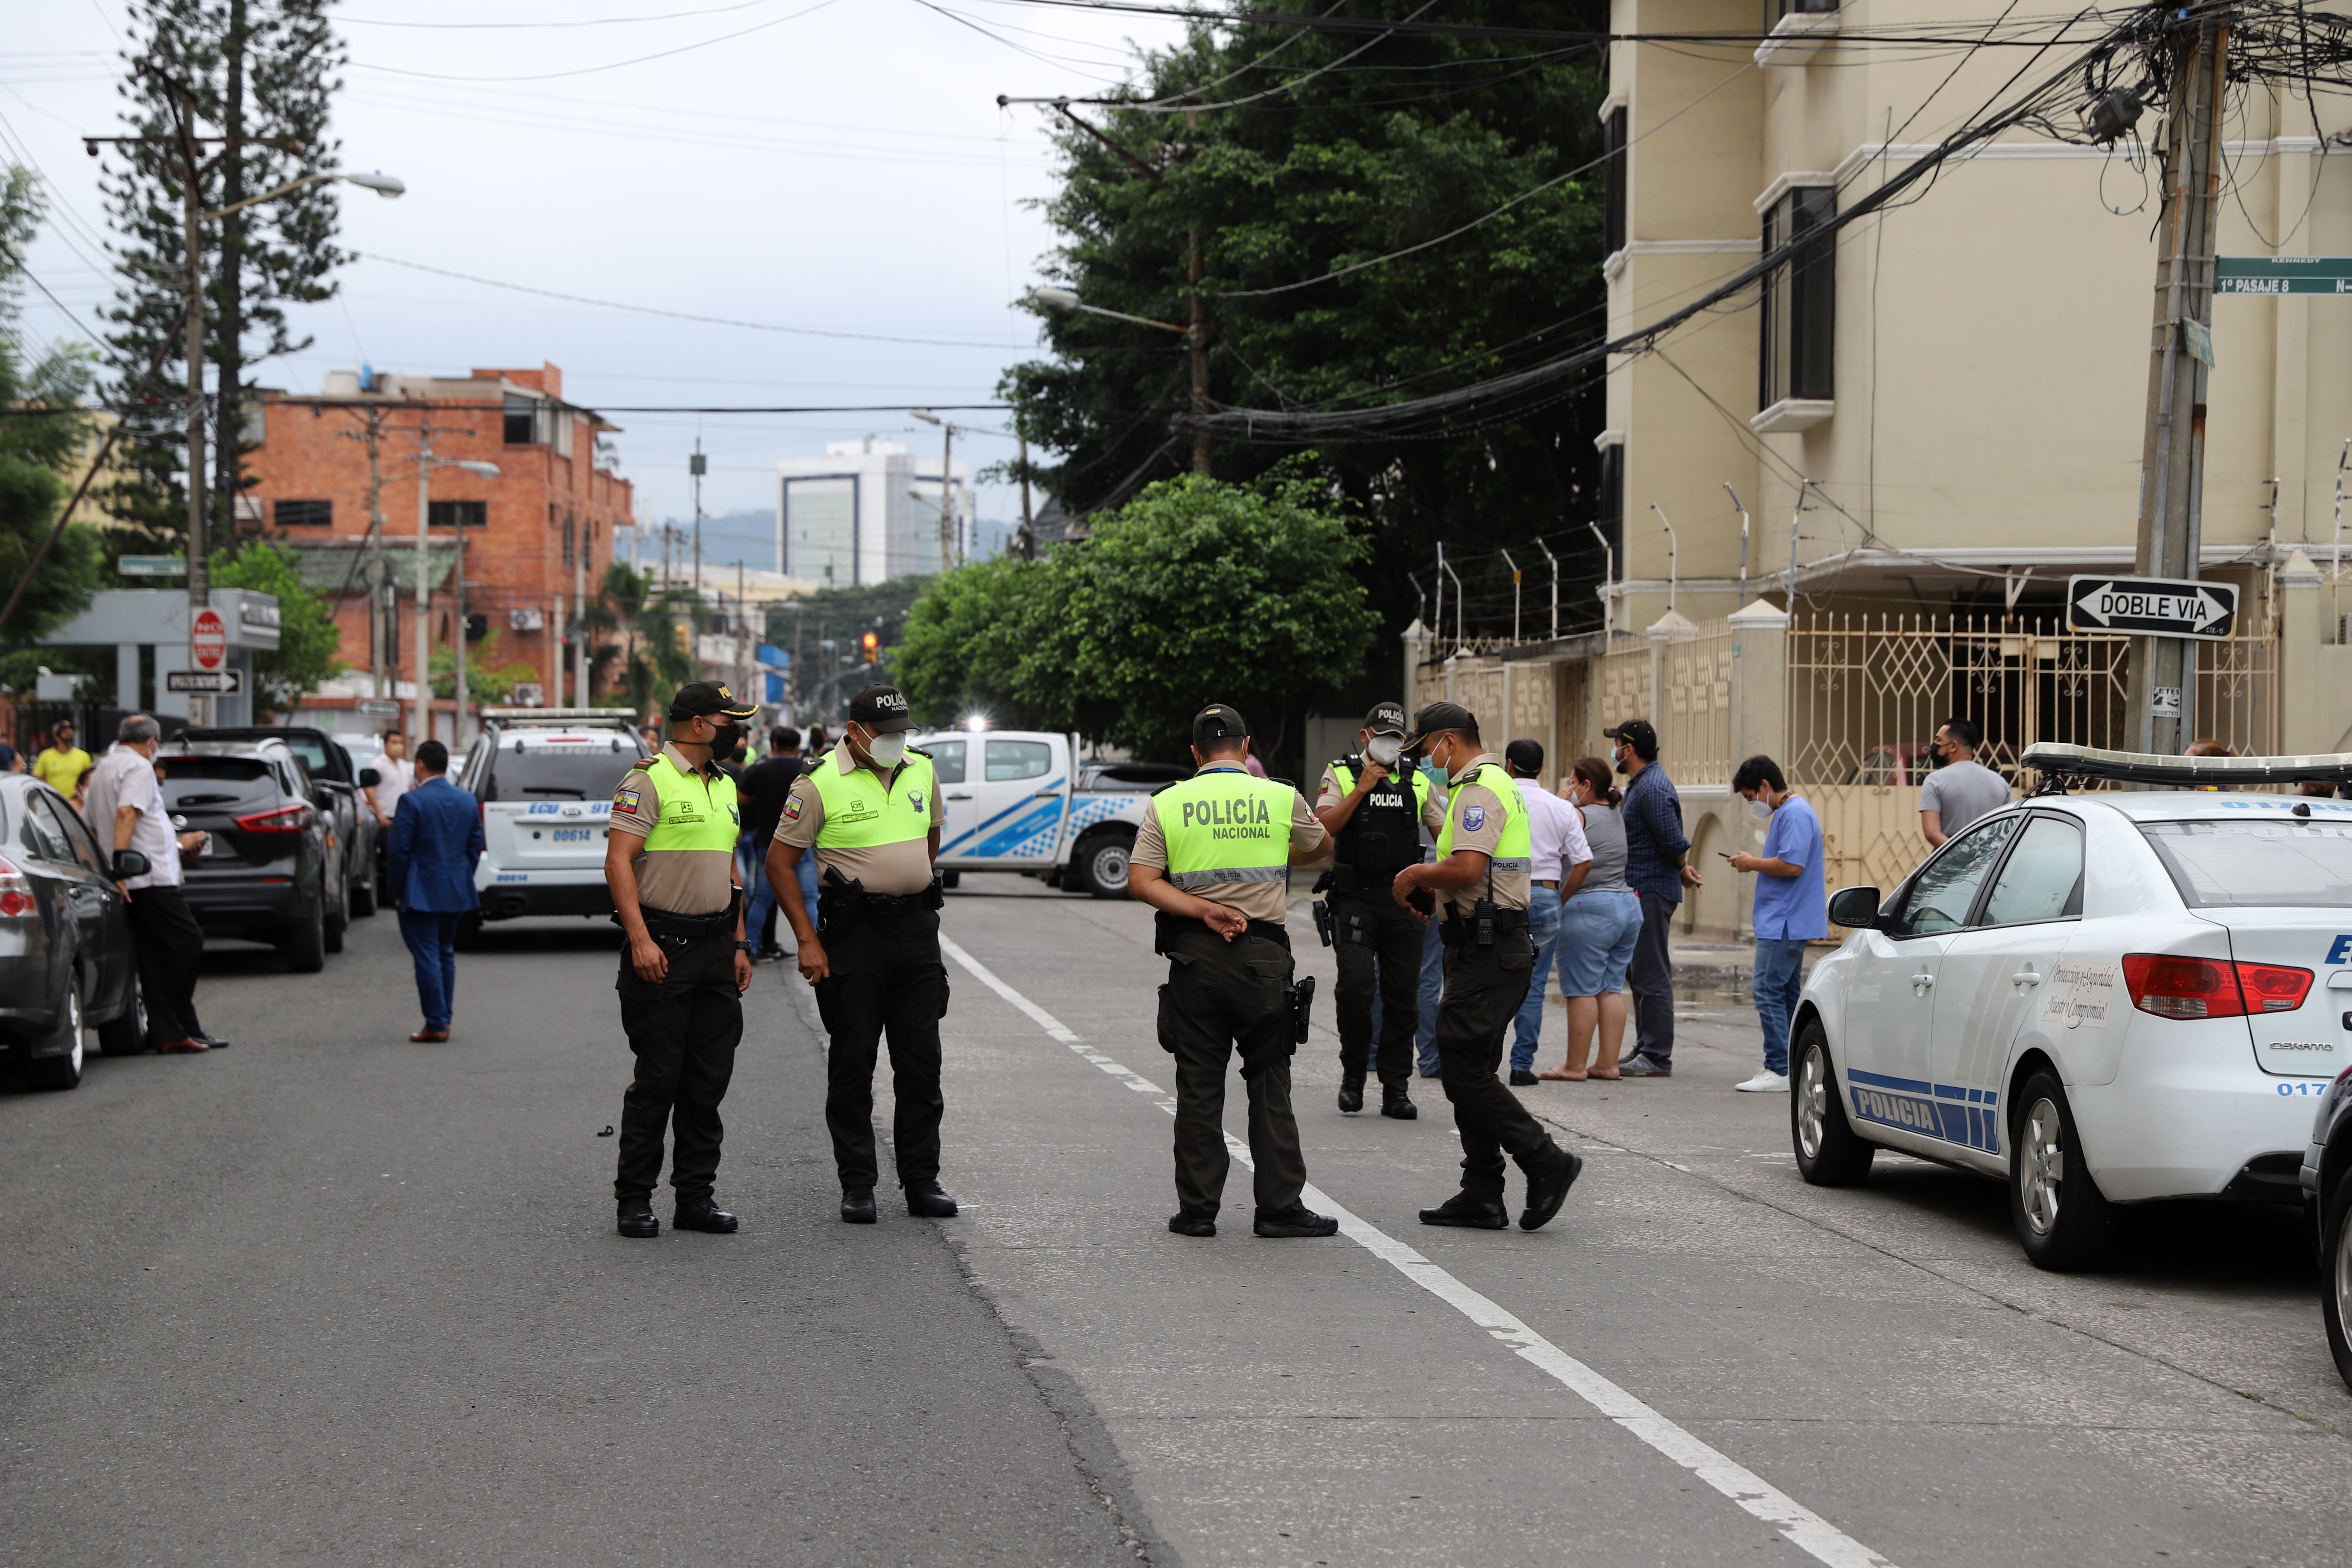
[2140,818,2352,907]
[272,735,337,777]
[159,756,277,808]
[481,745,636,802]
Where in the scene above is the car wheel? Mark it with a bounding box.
[29,981,85,1091]
[939,870,961,891]
[2324,1172,2352,1393]
[2009,1068,2118,1271]
[453,913,485,953]
[1791,1021,1875,1186]
[1074,828,1135,899]
[351,850,378,918]
[324,872,348,955]
[282,894,327,974]
[96,968,149,1056]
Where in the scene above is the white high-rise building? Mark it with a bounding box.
[776,438,973,587]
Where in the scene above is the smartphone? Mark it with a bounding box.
[1716,851,1733,860]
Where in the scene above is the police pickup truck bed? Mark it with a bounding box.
[910,728,1183,898]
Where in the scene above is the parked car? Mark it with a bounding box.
[908,728,1184,898]
[0,773,146,1089]
[457,708,646,937]
[1794,743,2352,1271]
[2302,1067,2352,1390]
[186,725,379,917]
[157,738,342,971]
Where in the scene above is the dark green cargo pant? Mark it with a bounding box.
[1436,927,1564,1198]
[1157,922,1308,1218]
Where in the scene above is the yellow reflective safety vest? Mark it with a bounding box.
[1434,762,1533,875]
[1155,765,1296,891]
[809,750,938,849]
[641,752,741,853]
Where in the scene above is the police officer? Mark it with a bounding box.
[1128,704,1339,1240]
[1391,702,1582,1232]
[766,683,956,1226]
[604,680,761,1240]
[1314,700,1447,1119]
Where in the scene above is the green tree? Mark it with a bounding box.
[1002,0,1611,640]
[0,166,102,640]
[588,563,693,719]
[893,555,1060,729]
[210,540,341,716]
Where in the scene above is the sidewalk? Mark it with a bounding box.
[1667,935,1830,995]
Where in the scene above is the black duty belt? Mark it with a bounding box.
[1438,903,1530,947]
[626,891,740,944]
[1155,909,1290,955]
[820,881,944,927]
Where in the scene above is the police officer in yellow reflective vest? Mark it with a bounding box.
[1128,704,1340,1240]
[1315,700,1447,1119]
[1391,702,1583,1233]
[766,684,955,1226]
[604,680,760,1240]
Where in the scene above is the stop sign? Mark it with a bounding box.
[191,608,227,671]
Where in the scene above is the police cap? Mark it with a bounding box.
[1363,701,1408,737]
[668,680,759,722]
[847,683,917,734]
[1401,701,1478,756]
[1192,703,1248,746]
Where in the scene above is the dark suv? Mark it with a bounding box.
[157,738,342,971]
[184,726,379,917]
[0,773,145,1089]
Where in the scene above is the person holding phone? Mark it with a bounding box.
[1725,754,1825,1094]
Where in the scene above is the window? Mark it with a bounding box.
[1594,441,1623,568]
[429,500,487,529]
[1977,815,2083,925]
[2142,819,2352,908]
[275,498,332,528]
[1760,183,1836,412]
[984,739,1053,782]
[563,513,575,568]
[38,793,108,876]
[504,393,540,445]
[20,793,72,863]
[1889,818,2015,936]
[1772,0,1838,17]
[926,739,968,785]
[478,744,637,804]
[1603,105,1628,257]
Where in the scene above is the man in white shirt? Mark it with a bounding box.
[371,732,415,827]
[83,715,216,1053]
[1504,740,1591,1084]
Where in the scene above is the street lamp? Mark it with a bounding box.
[1025,285,1210,475]
[910,409,970,575]
[411,453,499,748]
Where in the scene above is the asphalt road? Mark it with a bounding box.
[6,876,2349,1567]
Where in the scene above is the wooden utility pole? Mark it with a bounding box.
[2128,12,2230,755]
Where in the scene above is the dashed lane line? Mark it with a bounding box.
[938,933,1897,1568]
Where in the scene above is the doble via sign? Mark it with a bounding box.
[2066,575,2239,640]
[190,607,228,671]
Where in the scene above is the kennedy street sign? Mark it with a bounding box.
[2216,256,2352,294]
[165,669,245,695]
[2066,574,2239,640]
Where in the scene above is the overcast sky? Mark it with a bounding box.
[3,0,1190,548]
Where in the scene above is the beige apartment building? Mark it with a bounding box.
[1411,2,2352,937]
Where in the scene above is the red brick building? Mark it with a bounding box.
[239,364,633,740]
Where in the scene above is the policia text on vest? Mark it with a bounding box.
[1389,704,1582,1234]
[765,683,959,1226]
[1127,703,1340,1242]
[604,681,761,1241]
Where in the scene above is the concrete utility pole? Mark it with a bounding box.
[413,420,435,745]
[575,516,589,705]
[2129,11,2230,754]
[690,443,707,677]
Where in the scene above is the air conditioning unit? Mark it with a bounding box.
[510,683,545,708]
[509,607,545,632]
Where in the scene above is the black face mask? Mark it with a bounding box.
[711,723,745,762]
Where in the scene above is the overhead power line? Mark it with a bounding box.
[348,0,842,82]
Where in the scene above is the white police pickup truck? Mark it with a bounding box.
[455,708,648,938]
[908,728,1183,898]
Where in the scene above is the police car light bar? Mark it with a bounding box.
[479,707,640,724]
[2021,742,2352,789]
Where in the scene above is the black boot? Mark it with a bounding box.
[616,1197,660,1239]
[1253,1207,1339,1238]
[906,1180,958,1218]
[1381,1083,1418,1120]
[1418,1191,1509,1229]
[1337,1070,1365,1114]
[841,1186,878,1224]
[1168,1210,1216,1237]
[674,1197,739,1234]
[1518,1147,1584,1232]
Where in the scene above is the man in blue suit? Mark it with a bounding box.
[386,738,484,1043]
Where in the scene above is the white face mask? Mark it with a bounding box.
[864,732,906,769]
[1747,796,1775,821]
[1366,736,1403,767]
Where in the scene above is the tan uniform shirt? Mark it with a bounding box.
[606,742,739,915]
[1131,765,1328,923]
[1314,762,1449,838]
[771,739,946,897]
[1436,754,1531,915]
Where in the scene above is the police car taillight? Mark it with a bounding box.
[0,852,32,918]
[2122,954,2312,1019]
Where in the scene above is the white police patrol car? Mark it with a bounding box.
[1793,743,2352,1270]
[456,708,647,934]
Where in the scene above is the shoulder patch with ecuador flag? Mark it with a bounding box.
[783,795,805,821]
[613,789,641,815]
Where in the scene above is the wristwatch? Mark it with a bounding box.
[734,939,755,953]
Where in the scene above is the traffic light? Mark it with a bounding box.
[861,631,879,663]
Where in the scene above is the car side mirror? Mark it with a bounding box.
[1828,885,1884,929]
[112,849,151,880]
[359,768,381,788]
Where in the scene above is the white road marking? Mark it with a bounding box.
[939,932,1896,1568]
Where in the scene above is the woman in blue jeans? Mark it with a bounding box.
[1541,758,1643,1081]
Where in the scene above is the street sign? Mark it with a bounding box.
[2066,574,2240,639]
[190,607,228,670]
[117,554,186,577]
[166,669,244,695]
[2216,256,2352,294]
[355,698,401,717]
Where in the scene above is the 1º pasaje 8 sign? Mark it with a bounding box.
[2066,574,2239,640]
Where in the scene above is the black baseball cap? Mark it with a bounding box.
[1364,701,1408,737]
[1192,703,1248,745]
[1401,701,1478,756]
[1603,718,1659,757]
[668,680,759,722]
[847,683,917,733]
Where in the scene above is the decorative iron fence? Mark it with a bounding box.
[1657,618,1736,786]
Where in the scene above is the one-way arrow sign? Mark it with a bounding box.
[2066,574,2239,640]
